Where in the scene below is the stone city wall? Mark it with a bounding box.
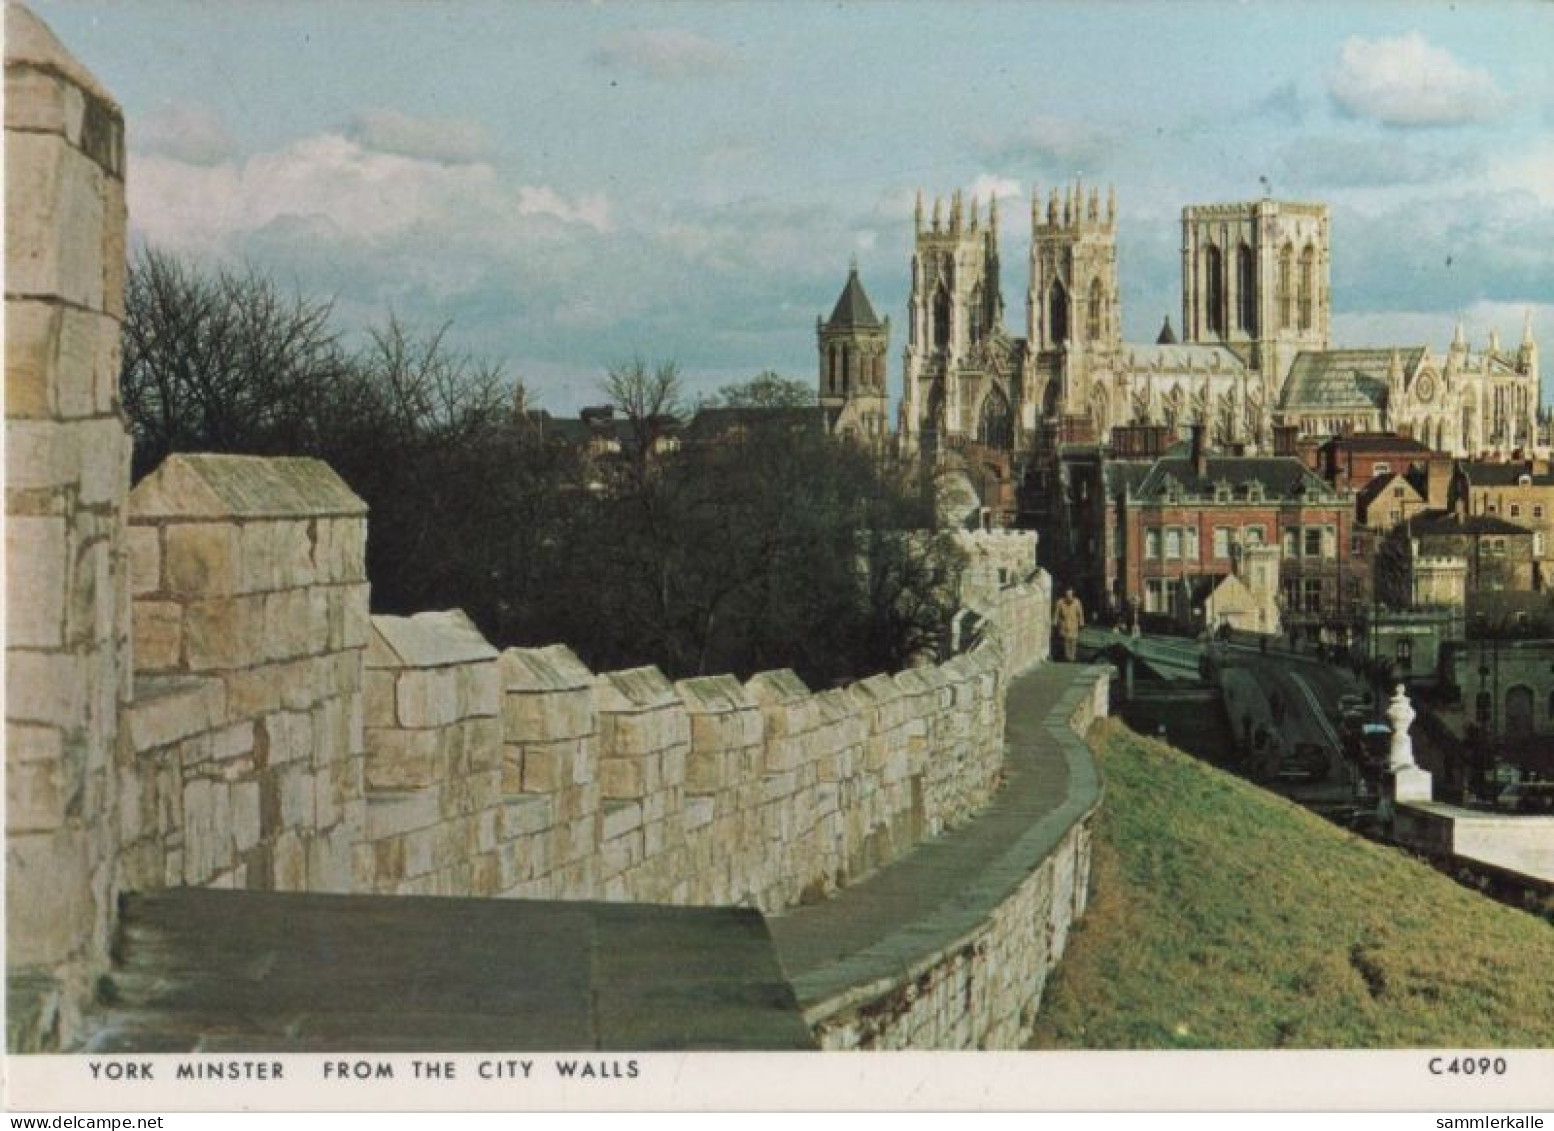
[807,666,1109,1050]
[5,5,131,1050]
[5,4,1064,1051]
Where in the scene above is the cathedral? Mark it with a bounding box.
[819,184,1542,466]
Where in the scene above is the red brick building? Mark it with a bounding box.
[1105,430,1360,629]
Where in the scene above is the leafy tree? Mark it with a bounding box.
[707,370,815,410]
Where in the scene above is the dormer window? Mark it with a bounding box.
[1519,474,1533,487]
[1246,481,1265,503]
[1213,480,1232,503]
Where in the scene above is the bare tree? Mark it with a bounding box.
[603,356,683,482]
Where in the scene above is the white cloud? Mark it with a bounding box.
[128,134,611,259]
[978,114,1116,171]
[589,28,737,82]
[966,174,1024,203]
[133,101,236,165]
[517,186,613,232]
[1328,33,1507,127]
[344,109,490,164]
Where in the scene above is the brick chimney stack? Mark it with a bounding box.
[1191,423,1208,479]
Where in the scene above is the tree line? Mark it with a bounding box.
[120,249,964,687]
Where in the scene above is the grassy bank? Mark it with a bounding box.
[1028,719,1554,1049]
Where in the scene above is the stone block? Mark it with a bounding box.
[127,525,161,596]
[272,830,307,891]
[364,726,442,792]
[521,744,565,793]
[183,594,262,670]
[601,800,642,840]
[6,132,108,309]
[231,780,262,853]
[123,675,222,753]
[5,828,94,967]
[77,417,130,507]
[365,789,441,840]
[182,776,232,885]
[395,667,460,729]
[165,522,242,597]
[262,587,314,662]
[5,748,63,833]
[7,515,66,648]
[131,600,182,672]
[600,756,647,799]
[4,299,59,418]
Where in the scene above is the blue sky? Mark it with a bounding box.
[30,0,1554,411]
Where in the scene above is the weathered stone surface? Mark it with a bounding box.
[130,600,182,672]
[6,131,108,308]
[126,525,160,595]
[7,515,66,648]
[129,454,366,522]
[124,676,223,756]
[370,609,497,670]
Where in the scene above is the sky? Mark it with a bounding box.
[28,0,1554,412]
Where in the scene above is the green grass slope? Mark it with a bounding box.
[1028,719,1554,1049]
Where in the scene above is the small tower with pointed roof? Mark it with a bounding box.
[817,260,891,440]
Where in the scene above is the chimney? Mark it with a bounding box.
[1272,424,1299,458]
[1190,423,1208,479]
[1426,458,1453,508]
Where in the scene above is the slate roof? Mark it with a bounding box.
[1355,471,1423,515]
[1279,348,1426,411]
[1458,461,1554,488]
[1322,432,1434,456]
[683,405,833,440]
[1134,455,1333,500]
[826,267,883,329]
[1406,509,1532,538]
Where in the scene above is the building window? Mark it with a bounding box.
[1237,243,1257,335]
[1184,526,1200,561]
[1205,245,1226,337]
[1243,525,1266,546]
[1087,276,1104,342]
[1511,503,1522,519]
[1213,526,1232,559]
[1298,243,1315,331]
[1374,462,1391,476]
[1396,638,1413,671]
[1049,279,1069,346]
[1146,529,1161,560]
[1283,527,1299,558]
[1535,505,1545,520]
[1485,537,1506,556]
[1278,242,1294,330]
[1165,527,1183,559]
[1146,579,1167,613]
[1302,578,1323,612]
[1536,532,1545,557]
[1304,527,1324,557]
[1392,486,1405,499]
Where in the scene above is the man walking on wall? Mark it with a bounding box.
[1055,587,1085,662]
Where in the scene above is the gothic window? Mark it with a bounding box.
[1278,242,1294,330]
[842,345,853,393]
[1237,243,1258,336]
[1087,276,1105,342]
[1205,245,1226,337]
[1049,278,1069,345]
[1298,244,1315,331]
[977,386,1013,450]
[829,345,839,392]
[933,283,951,349]
[970,284,984,344]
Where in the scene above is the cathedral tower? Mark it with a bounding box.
[1027,181,1120,431]
[1181,199,1329,379]
[817,261,890,440]
[901,189,1009,456]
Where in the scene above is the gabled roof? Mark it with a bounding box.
[1355,471,1423,513]
[1279,348,1427,411]
[825,267,883,330]
[1135,455,1333,500]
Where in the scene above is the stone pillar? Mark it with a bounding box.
[6,4,132,1051]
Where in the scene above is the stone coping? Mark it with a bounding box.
[769,663,1107,1024]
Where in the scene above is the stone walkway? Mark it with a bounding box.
[768,662,1104,1011]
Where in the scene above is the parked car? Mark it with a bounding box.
[1495,781,1554,814]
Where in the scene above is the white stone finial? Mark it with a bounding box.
[1386,683,1416,770]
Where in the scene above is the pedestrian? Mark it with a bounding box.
[1054,587,1085,662]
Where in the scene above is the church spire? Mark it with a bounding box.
[914,190,923,235]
